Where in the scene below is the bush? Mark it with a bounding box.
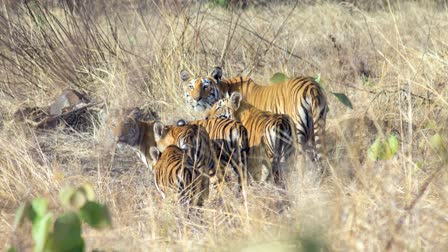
[11,184,111,252]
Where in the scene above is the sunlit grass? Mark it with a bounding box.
[0,1,447,251]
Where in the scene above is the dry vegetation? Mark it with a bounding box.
[1,0,447,251]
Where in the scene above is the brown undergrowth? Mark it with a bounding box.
[0,1,447,251]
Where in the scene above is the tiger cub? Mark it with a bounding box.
[149,145,209,206]
[108,107,157,168]
[176,118,249,187]
[153,122,218,183]
[206,92,296,184]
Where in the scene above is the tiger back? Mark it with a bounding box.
[153,122,217,181]
[177,118,249,187]
[206,92,296,184]
[149,145,209,206]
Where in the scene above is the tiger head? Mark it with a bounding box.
[108,107,143,146]
[180,67,223,111]
[153,121,199,159]
[153,121,175,152]
[206,92,242,120]
[149,145,182,167]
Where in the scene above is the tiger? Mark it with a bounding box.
[180,67,328,164]
[108,107,157,168]
[206,92,297,184]
[153,121,218,184]
[149,145,209,206]
[176,118,249,188]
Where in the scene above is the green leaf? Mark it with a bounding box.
[60,187,76,208]
[388,135,399,155]
[430,133,444,151]
[270,72,288,84]
[31,198,48,219]
[415,160,424,170]
[214,0,228,7]
[425,120,438,130]
[14,202,32,228]
[367,138,380,161]
[78,184,95,202]
[7,247,17,252]
[368,134,399,161]
[314,73,321,84]
[51,212,84,252]
[331,92,353,109]
[378,141,392,160]
[60,187,86,210]
[32,213,53,252]
[79,202,112,229]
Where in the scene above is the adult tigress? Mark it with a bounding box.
[176,118,249,188]
[149,145,209,206]
[180,67,328,163]
[206,92,296,185]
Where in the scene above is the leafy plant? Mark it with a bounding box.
[209,0,229,8]
[368,134,399,161]
[430,133,447,160]
[11,184,111,252]
[331,93,353,109]
[314,74,353,110]
[270,72,289,84]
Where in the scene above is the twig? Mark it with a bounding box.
[209,7,318,70]
[219,9,242,67]
[385,165,444,250]
[340,82,432,102]
[246,0,299,75]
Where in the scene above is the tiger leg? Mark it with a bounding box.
[313,118,326,162]
[229,148,248,191]
[191,169,209,207]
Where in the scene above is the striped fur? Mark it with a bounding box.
[177,118,249,187]
[206,92,296,184]
[149,145,209,206]
[153,122,217,183]
[181,67,328,164]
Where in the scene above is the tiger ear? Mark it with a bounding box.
[180,69,190,82]
[128,107,142,120]
[210,66,222,82]
[153,121,165,142]
[149,146,161,162]
[230,92,242,109]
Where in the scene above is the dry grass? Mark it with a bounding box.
[1,1,447,251]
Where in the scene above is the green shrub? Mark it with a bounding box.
[11,184,111,252]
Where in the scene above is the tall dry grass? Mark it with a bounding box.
[0,1,447,251]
